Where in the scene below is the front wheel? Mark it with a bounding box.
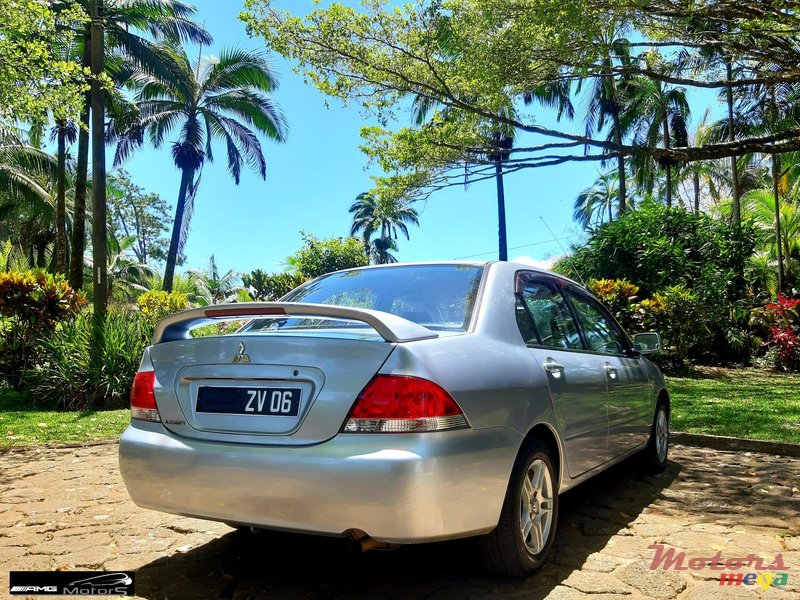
[478,440,559,577]
[643,400,669,472]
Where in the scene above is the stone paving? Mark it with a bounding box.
[1,442,799,600]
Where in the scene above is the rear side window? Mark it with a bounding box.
[564,290,629,355]
[515,280,582,350]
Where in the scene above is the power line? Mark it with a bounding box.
[453,236,573,260]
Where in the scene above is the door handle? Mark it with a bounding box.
[604,362,618,381]
[543,360,565,376]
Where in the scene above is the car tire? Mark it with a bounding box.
[478,440,559,577]
[642,400,669,473]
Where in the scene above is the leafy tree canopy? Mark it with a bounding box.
[0,1,89,123]
[242,0,800,202]
[290,232,370,279]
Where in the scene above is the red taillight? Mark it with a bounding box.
[130,371,160,422]
[343,375,468,433]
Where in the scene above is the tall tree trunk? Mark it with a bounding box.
[495,159,508,261]
[163,166,195,292]
[55,121,67,275]
[69,36,91,292]
[603,59,626,213]
[90,0,107,319]
[611,110,626,213]
[772,154,785,294]
[662,116,672,207]
[726,60,741,228]
[693,171,700,213]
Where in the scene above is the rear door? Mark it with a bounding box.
[562,288,652,456]
[515,274,610,477]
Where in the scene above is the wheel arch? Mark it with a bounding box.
[520,422,563,484]
[657,387,671,414]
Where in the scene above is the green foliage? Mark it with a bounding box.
[190,321,243,338]
[587,278,639,331]
[557,203,754,299]
[24,308,152,410]
[636,285,707,369]
[242,269,307,301]
[290,232,370,279]
[556,203,757,364]
[136,290,189,325]
[0,1,89,123]
[0,271,86,388]
[187,255,243,305]
[107,171,173,265]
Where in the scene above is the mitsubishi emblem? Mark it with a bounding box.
[233,342,250,363]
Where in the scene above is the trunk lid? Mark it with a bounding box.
[148,334,395,446]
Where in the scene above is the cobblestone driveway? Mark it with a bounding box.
[1,443,799,600]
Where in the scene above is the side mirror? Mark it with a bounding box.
[633,332,661,355]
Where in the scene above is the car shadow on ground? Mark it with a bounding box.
[133,454,680,600]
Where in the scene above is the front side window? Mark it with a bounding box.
[564,290,629,355]
[515,278,582,350]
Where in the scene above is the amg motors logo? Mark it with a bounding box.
[648,543,790,590]
[9,571,135,596]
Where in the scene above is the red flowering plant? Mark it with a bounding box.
[763,294,800,371]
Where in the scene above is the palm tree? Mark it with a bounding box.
[113,43,287,291]
[0,127,59,265]
[62,0,212,293]
[83,235,157,300]
[348,192,419,264]
[50,120,78,274]
[579,24,632,212]
[573,171,620,229]
[619,75,690,207]
[188,255,243,305]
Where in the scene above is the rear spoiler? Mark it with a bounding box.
[151,302,440,345]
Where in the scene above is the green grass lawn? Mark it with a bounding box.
[1,367,798,448]
[667,367,800,444]
[0,389,129,448]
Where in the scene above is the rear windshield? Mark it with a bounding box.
[245,264,484,334]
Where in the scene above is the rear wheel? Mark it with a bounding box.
[478,440,558,577]
[642,400,669,472]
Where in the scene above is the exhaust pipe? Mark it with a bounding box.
[347,529,399,552]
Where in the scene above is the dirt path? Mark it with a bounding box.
[1,443,799,599]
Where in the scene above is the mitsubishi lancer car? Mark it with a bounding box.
[119,261,669,576]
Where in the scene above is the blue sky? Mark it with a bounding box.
[117,1,714,276]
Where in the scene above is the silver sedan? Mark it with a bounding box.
[119,261,669,576]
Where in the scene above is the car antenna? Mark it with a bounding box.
[538,216,588,288]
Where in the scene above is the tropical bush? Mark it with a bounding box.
[588,278,640,332]
[136,290,189,324]
[242,269,307,301]
[557,203,758,365]
[556,203,755,301]
[0,271,86,388]
[25,308,152,410]
[290,232,370,278]
[635,285,708,369]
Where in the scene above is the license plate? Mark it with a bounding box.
[196,386,301,417]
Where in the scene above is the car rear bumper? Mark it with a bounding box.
[118,422,522,544]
